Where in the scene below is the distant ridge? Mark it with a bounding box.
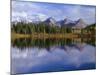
[72,18,87,29]
[43,17,57,26]
[12,17,92,28]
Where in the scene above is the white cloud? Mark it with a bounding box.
[12,1,48,22]
[12,1,95,24]
[12,11,27,22]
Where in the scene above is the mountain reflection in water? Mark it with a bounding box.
[11,38,96,74]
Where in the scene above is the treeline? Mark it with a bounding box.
[82,24,96,34]
[11,22,72,34]
[11,21,96,34]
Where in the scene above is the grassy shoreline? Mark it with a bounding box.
[11,32,79,39]
[11,32,95,40]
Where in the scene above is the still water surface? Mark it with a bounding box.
[11,38,96,74]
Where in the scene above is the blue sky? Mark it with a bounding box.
[12,0,96,24]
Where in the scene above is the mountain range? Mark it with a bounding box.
[12,17,91,29]
[43,17,87,29]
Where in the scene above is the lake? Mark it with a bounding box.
[11,38,96,74]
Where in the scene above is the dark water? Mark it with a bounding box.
[11,38,96,74]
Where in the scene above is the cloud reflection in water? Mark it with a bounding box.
[11,43,96,74]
